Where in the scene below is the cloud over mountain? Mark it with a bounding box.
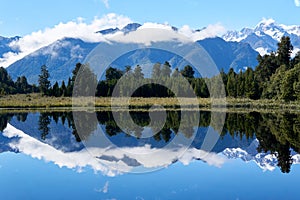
[0,13,132,67]
[0,13,226,68]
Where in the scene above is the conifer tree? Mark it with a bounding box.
[38,65,51,95]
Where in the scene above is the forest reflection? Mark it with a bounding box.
[0,110,300,173]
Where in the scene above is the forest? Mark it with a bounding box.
[0,36,299,102]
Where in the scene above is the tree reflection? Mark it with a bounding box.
[38,113,51,140]
[0,110,300,173]
[0,113,13,131]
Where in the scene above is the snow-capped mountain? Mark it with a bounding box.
[4,19,300,84]
[6,35,258,84]
[223,139,300,171]
[7,38,98,84]
[97,23,142,35]
[223,19,300,55]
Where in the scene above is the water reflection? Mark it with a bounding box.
[0,110,300,175]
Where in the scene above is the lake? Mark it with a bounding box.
[0,109,300,199]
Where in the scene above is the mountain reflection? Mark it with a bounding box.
[0,110,300,174]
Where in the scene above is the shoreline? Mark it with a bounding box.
[0,94,299,112]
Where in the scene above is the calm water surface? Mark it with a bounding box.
[0,110,299,200]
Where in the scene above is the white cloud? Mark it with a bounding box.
[3,123,227,177]
[106,22,226,46]
[0,14,225,68]
[102,0,110,8]
[295,0,300,7]
[179,23,226,41]
[0,13,132,67]
[108,26,190,46]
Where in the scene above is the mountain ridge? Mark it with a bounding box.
[2,19,300,84]
[6,36,259,84]
[223,18,300,55]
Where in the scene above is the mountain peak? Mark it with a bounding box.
[121,23,142,33]
[256,18,276,28]
[223,18,300,56]
[96,23,142,35]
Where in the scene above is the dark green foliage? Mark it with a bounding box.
[161,61,171,77]
[236,70,245,98]
[105,66,123,81]
[152,63,161,79]
[281,70,296,102]
[226,68,237,97]
[0,67,15,95]
[133,65,144,79]
[1,35,300,101]
[277,36,293,68]
[180,65,195,79]
[38,113,51,140]
[38,65,51,95]
[72,63,98,97]
[61,81,67,96]
[52,81,61,97]
[15,76,32,94]
[244,68,259,99]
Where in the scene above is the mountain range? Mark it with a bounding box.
[223,18,300,55]
[1,19,300,84]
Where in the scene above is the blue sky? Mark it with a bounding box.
[1,0,300,37]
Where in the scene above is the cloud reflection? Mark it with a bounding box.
[3,124,226,176]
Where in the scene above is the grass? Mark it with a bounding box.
[0,93,299,112]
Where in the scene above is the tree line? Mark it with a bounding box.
[0,36,299,101]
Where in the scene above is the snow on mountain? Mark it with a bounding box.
[4,19,300,84]
[97,23,142,35]
[223,18,300,55]
[222,28,253,42]
[223,139,300,171]
[6,35,258,84]
[7,38,98,84]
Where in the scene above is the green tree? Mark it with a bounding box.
[66,78,72,96]
[133,65,144,79]
[38,65,51,95]
[105,66,123,80]
[277,36,293,68]
[61,80,67,96]
[161,61,171,77]
[226,68,237,97]
[244,68,259,99]
[281,70,296,102]
[73,63,97,96]
[52,81,61,97]
[152,63,161,78]
[236,70,245,98]
[15,76,30,94]
[0,67,15,94]
[180,65,195,79]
